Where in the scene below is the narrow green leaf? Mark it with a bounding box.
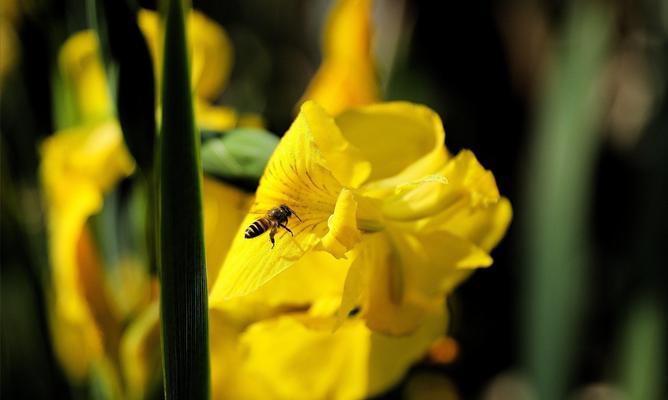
[618,298,665,400]
[90,0,156,171]
[159,0,209,398]
[201,128,279,181]
[521,3,612,400]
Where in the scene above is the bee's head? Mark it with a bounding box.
[279,204,292,215]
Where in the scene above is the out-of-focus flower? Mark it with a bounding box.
[41,18,253,395]
[58,31,114,124]
[40,121,137,382]
[138,9,240,131]
[301,0,379,115]
[208,100,511,396]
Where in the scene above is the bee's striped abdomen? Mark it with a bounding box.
[245,218,271,239]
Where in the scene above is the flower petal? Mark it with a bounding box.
[320,189,362,258]
[40,122,134,379]
[210,102,357,301]
[358,229,491,335]
[304,101,371,188]
[366,308,447,396]
[120,301,161,400]
[300,0,378,115]
[58,30,113,123]
[239,308,446,399]
[138,9,233,101]
[422,196,513,252]
[195,99,238,131]
[202,177,252,290]
[188,10,233,101]
[382,149,500,221]
[240,315,369,400]
[337,102,448,189]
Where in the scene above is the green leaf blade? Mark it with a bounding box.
[159,0,210,398]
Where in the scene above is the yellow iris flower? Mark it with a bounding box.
[138,9,241,131]
[301,0,379,115]
[210,101,511,336]
[206,101,510,397]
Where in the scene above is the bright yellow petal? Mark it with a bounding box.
[337,102,448,189]
[423,196,513,253]
[305,102,371,188]
[366,309,447,396]
[195,99,238,132]
[58,30,113,123]
[301,0,378,115]
[138,9,233,101]
[320,189,362,258]
[382,150,500,221]
[352,229,491,335]
[48,298,103,381]
[189,10,233,101]
[41,122,134,379]
[209,309,271,400]
[239,309,446,399]
[323,0,373,61]
[250,250,349,309]
[209,102,364,301]
[202,176,252,289]
[240,315,369,400]
[301,59,378,117]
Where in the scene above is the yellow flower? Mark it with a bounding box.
[207,247,450,399]
[210,101,512,336]
[138,9,239,131]
[58,31,114,124]
[40,121,135,381]
[301,0,379,115]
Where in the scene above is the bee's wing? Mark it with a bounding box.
[247,209,268,215]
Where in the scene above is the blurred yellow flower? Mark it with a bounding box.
[138,8,239,131]
[40,121,135,381]
[211,101,511,337]
[58,31,114,123]
[41,18,249,393]
[301,0,379,115]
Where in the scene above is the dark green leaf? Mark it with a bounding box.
[91,0,156,171]
[201,128,278,182]
[158,0,209,398]
[521,3,612,400]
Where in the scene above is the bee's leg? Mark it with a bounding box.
[269,226,278,248]
[279,223,293,236]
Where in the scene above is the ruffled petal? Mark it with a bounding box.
[337,102,448,190]
[320,189,362,258]
[381,149,501,221]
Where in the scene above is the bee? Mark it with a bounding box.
[244,204,302,248]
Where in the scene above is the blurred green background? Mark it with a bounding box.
[2,0,667,399]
